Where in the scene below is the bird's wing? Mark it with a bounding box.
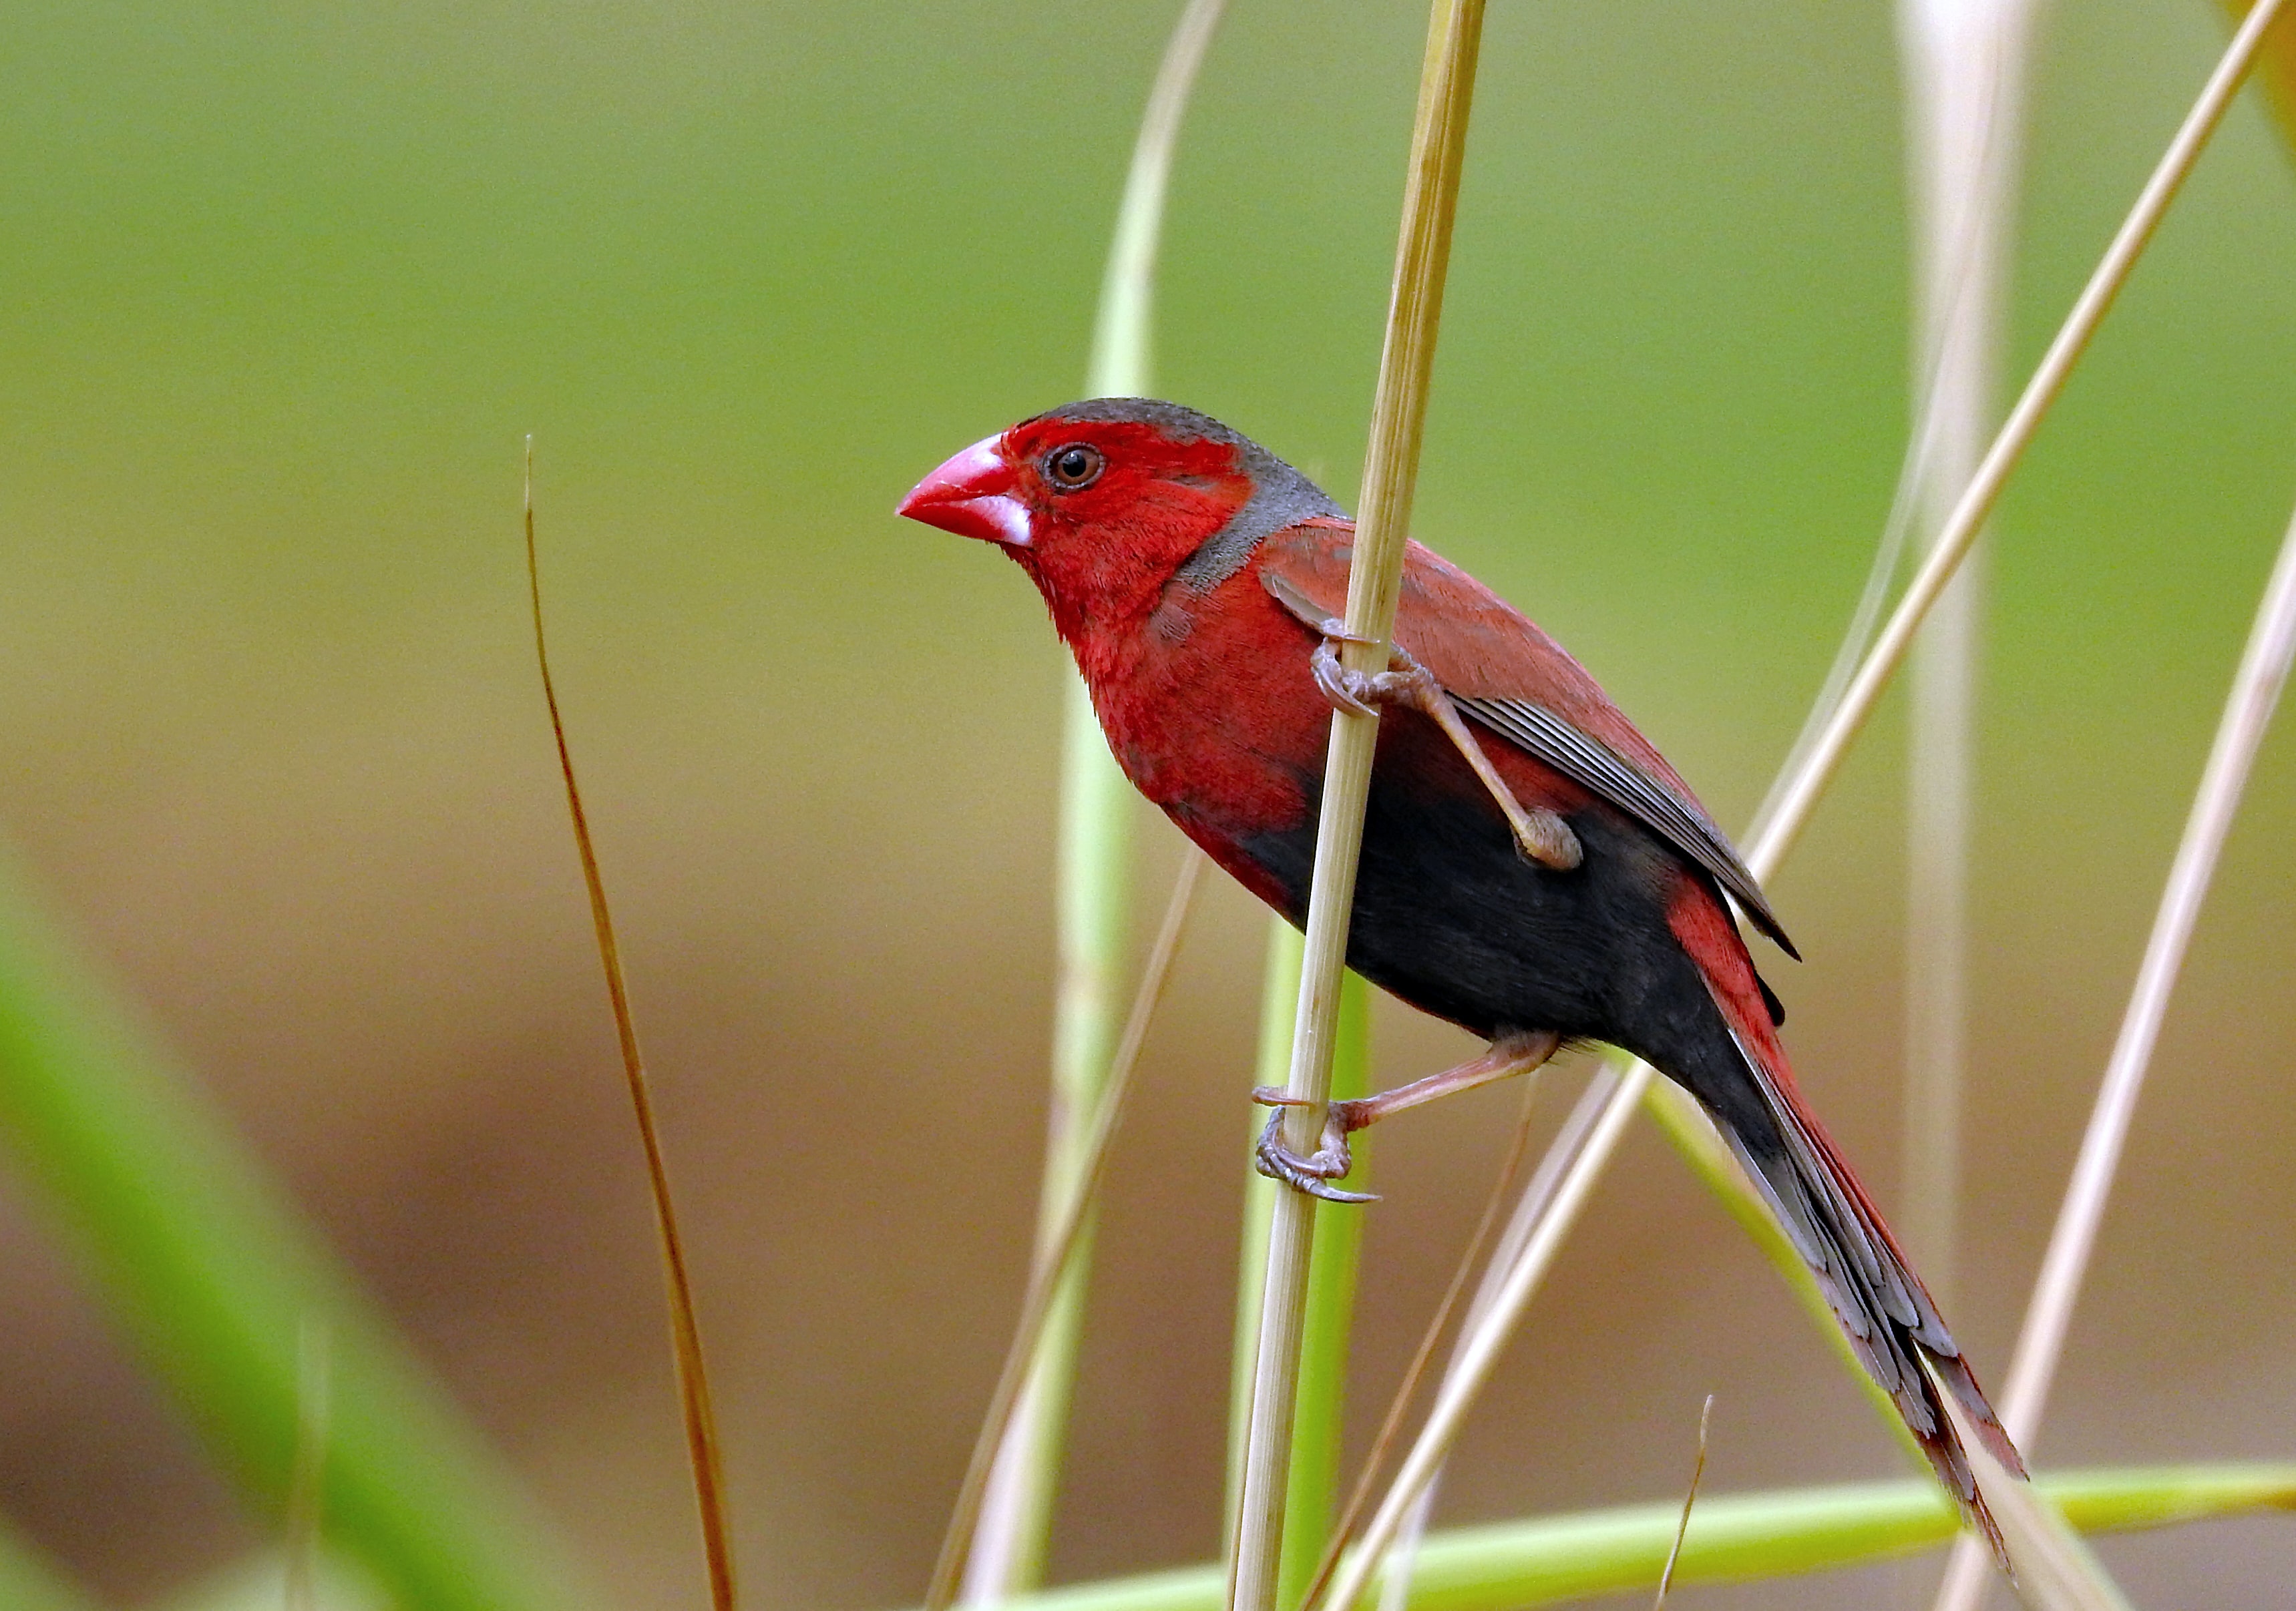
[1257,523,1795,957]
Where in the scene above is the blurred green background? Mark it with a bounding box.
[2,0,2293,1606]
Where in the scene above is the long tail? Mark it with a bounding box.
[1700,981,2026,1557]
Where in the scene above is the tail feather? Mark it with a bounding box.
[1698,991,2026,1559]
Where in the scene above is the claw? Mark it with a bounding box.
[1312,640,1436,720]
[1252,1106,1380,1204]
[1295,1174,1380,1205]
[1311,642,1381,718]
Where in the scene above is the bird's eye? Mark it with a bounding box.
[1042,443,1105,491]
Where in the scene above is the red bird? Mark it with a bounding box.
[899,397,2022,1540]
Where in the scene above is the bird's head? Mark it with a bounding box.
[898,398,1342,646]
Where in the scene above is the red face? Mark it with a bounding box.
[898,413,1256,641]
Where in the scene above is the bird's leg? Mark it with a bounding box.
[1252,1029,1561,1203]
[1310,638,1582,872]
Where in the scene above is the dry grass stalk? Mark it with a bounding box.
[1350,1072,1626,1611]
[1932,1395,2134,1611]
[1295,1076,1549,1611]
[928,854,1205,1611]
[1087,0,1230,404]
[524,441,737,1611]
[1759,0,2289,871]
[1314,1058,1644,1611]
[1929,493,2296,1611]
[1896,0,2038,1306]
[1228,6,1487,1610]
[1650,1395,1715,1610]
[1308,4,2294,1602]
[1356,1064,1627,1611]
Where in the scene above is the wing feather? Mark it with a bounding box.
[1256,522,1797,957]
[1453,694,1794,955]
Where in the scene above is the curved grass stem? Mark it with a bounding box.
[942,1463,2296,1611]
[955,2,1229,1599]
[1292,1074,1547,1611]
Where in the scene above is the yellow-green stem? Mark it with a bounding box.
[954,1465,2296,1611]
[1225,923,1375,1610]
[1280,967,1372,1611]
[1230,6,1486,1610]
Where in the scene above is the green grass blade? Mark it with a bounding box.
[1232,5,1488,1604]
[981,1464,2296,1611]
[1225,923,1300,1550]
[968,677,1129,1592]
[1645,1075,2140,1609]
[1636,1076,1928,1469]
[0,847,584,1611]
[1278,969,1371,1611]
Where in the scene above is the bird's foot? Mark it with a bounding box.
[1310,640,1442,720]
[1311,642,1583,873]
[1250,1088,1379,1204]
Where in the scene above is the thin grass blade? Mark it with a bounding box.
[964,3,1229,1594]
[1650,1394,1714,1609]
[1332,1065,1586,1611]
[1297,1075,1547,1611]
[1896,0,2038,1311]
[930,855,1205,1611]
[1898,3,2052,1594]
[526,444,736,1611]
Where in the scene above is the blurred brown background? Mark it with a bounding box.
[1,0,2293,1606]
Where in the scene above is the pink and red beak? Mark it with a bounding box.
[897,434,1034,547]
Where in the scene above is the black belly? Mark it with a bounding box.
[1226,740,1731,1084]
